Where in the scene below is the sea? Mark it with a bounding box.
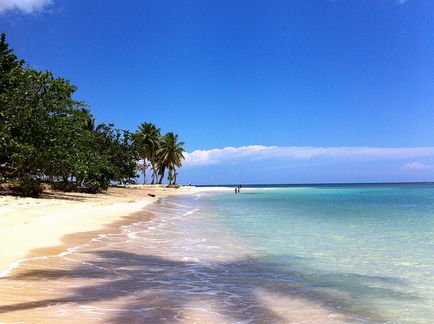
[0,183,433,323]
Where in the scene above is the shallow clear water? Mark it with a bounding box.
[1,185,433,323]
[209,186,434,323]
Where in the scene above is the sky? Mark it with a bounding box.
[1,0,434,184]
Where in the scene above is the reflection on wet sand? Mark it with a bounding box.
[0,195,414,323]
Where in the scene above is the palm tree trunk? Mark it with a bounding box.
[151,161,157,184]
[149,160,154,184]
[151,169,156,184]
[158,166,166,184]
[168,168,173,185]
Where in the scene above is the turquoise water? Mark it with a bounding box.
[208,186,434,323]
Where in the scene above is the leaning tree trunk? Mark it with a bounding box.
[168,168,173,185]
[153,169,158,184]
[150,160,157,184]
[158,166,166,184]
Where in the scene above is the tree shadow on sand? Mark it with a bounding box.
[0,250,419,323]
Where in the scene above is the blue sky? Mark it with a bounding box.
[1,0,434,184]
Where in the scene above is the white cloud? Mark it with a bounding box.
[401,161,431,170]
[0,0,52,14]
[184,145,434,166]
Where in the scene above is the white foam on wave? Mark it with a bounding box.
[57,245,80,257]
[0,243,88,278]
[0,255,49,278]
[183,208,199,216]
[186,238,207,243]
[165,201,192,209]
[127,231,139,239]
[0,229,114,278]
[194,193,202,200]
[90,233,109,242]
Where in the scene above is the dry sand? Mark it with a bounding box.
[0,185,207,275]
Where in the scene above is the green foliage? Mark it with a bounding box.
[13,176,42,197]
[0,33,184,195]
[93,124,139,185]
[132,126,186,185]
[133,122,161,184]
[0,32,25,168]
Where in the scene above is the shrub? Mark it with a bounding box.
[14,176,42,197]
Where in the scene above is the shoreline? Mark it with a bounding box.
[0,188,360,323]
[1,186,428,322]
[0,185,226,276]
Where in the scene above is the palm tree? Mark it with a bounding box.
[157,132,185,185]
[134,122,161,184]
[78,108,95,131]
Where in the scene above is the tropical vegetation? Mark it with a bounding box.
[0,33,185,196]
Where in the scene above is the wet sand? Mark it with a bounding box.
[0,185,210,275]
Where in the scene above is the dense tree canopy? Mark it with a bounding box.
[0,33,185,196]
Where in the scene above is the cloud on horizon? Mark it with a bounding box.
[401,161,431,170]
[0,0,52,14]
[184,145,434,166]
